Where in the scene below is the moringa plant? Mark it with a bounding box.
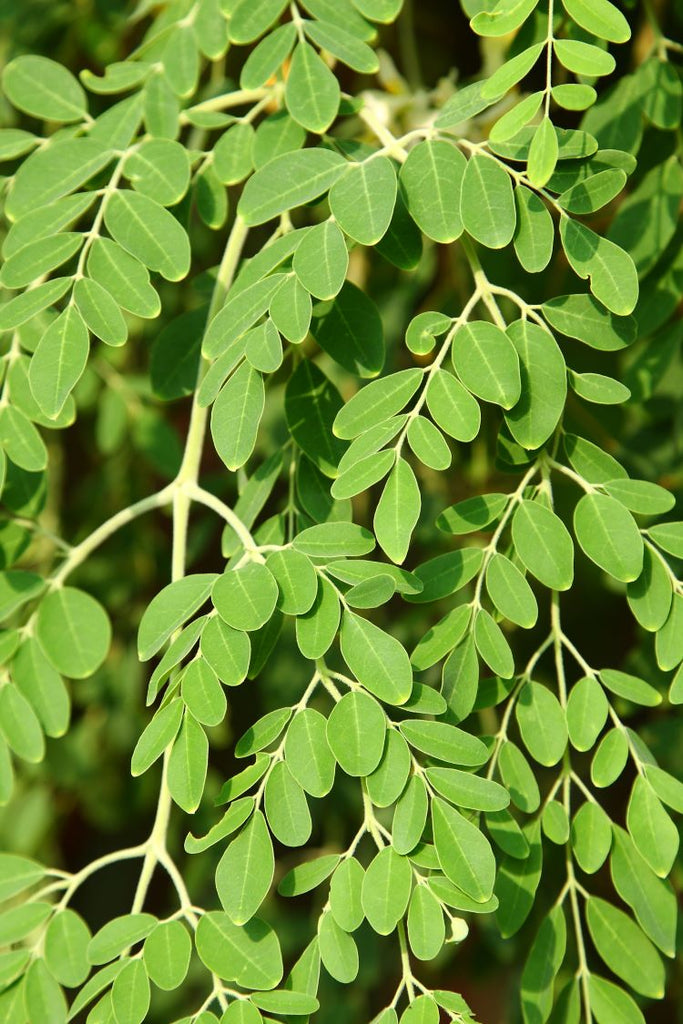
[0,0,681,1022]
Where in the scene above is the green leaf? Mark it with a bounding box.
[512,500,574,591]
[241,24,297,88]
[125,139,190,205]
[474,609,514,678]
[252,990,319,1015]
[571,801,612,873]
[167,713,208,813]
[74,278,127,347]
[213,563,279,632]
[0,853,45,902]
[527,116,558,188]
[340,610,413,704]
[566,675,608,751]
[3,56,87,122]
[490,92,543,145]
[505,320,566,449]
[318,911,359,983]
[24,960,67,1024]
[295,576,340,659]
[44,909,91,988]
[269,275,312,344]
[186,798,254,853]
[573,492,643,582]
[400,720,488,768]
[330,157,397,245]
[88,915,157,965]
[0,128,38,160]
[461,154,516,249]
[516,681,567,766]
[553,39,616,76]
[562,0,630,43]
[437,493,508,535]
[332,449,395,500]
[111,958,150,1024]
[493,818,542,936]
[6,139,112,222]
[374,458,420,564]
[611,826,676,956]
[266,548,317,616]
[211,363,265,472]
[361,847,412,935]
[0,279,71,332]
[452,321,521,409]
[216,809,274,924]
[0,406,47,471]
[0,683,44,762]
[425,369,481,441]
[28,306,89,419]
[278,853,339,897]
[203,276,284,360]
[334,368,422,439]
[432,797,495,902]
[599,669,661,707]
[485,553,538,628]
[0,571,43,620]
[265,761,312,847]
[399,140,466,243]
[285,42,340,133]
[542,294,636,351]
[627,776,678,877]
[0,232,82,290]
[513,185,554,273]
[37,587,110,678]
[406,416,451,471]
[326,690,386,776]
[542,800,570,844]
[239,149,346,224]
[520,906,566,1024]
[293,221,348,300]
[589,976,645,1024]
[352,0,402,21]
[104,191,190,281]
[570,371,630,405]
[393,776,428,854]
[312,281,385,378]
[558,168,627,214]
[482,43,544,100]
[196,912,283,991]
[366,729,411,807]
[559,218,638,316]
[181,659,226,727]
[427,767,508,812]
[498,741,540,813]
[591,728,628,787]
[138,575,216,660]
[407,884,445,961]
[330,857,365,932]
[285,708,335,797]
[213,123,255,185]
[471,0,537,37]
[285,360,346,478]
[87,239,160,319]
[649,521,683,557]
[293,522,375,557]
[228,0,288,42]
[604,479,674,517]
[143,921,191,992]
